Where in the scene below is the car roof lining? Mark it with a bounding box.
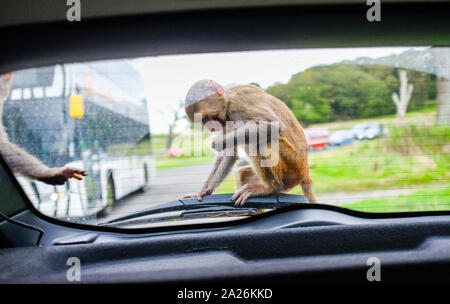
[0,0,447,28]
[0,3,449,74]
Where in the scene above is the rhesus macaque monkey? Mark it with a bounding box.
[0,72,86,185]
[184,79,317,206]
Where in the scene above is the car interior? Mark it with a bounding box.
[0,0,449,284]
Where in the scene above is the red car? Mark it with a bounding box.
[304,128,329,150]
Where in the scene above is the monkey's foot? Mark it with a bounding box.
[231,184,272,207]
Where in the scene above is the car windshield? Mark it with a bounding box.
[1,46,449,228]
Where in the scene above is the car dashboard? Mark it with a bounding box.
[0,204,449,283]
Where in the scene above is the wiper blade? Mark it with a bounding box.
[98,193,308,226]
[101,207,264,228]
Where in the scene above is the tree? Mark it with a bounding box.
[249,82,261,88]
[433,48,450,125]
[392,70,413,126]
[266,82,295,108]
[290,86,331,125]
[165,100,185,150]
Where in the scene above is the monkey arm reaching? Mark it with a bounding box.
[0,138,86,185]
[0,72,86,185]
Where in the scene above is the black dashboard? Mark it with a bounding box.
[0,206,449,283]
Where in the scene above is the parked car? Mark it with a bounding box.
[329,130,354,146]
[365,122,384,139]
[304,128,329,150]
[351,123,369,140]
[351,122,384,140]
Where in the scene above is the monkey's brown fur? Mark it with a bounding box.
[184,81,317,206]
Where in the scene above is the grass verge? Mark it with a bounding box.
[342,186,450,212]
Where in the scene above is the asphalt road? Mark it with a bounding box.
[100,163,213,221]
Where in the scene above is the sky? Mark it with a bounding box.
[133,47,423,134]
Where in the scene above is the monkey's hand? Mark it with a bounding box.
[183,188,213,202]
[231,184,272,207]
[38,167,87,185]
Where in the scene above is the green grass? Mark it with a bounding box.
[216,174,238,194]
[151,134,170,151]
[156,154,215,171]
[310,127,449,194]
[154,129,216,171]
[106,138,152,156]
[342,186,450,213]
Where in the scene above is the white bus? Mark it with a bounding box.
[5,60,155,221]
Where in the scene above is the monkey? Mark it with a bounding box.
[183,79,317,206]
[0,72,86,185]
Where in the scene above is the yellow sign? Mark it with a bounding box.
[69,94,84,118]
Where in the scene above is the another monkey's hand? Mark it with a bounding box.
[0,72,13,101]
[183,188,213,202]
[38,167,87,185]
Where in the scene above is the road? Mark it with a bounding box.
[100,163,213,221]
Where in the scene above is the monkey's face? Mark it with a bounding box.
[185,79,227,131]
[196,97,227,132]
[185,96,227,132]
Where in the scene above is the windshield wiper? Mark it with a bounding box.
[98,193,308,226]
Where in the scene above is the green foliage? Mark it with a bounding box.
[266,64,436,125]
[290,86,331,123]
